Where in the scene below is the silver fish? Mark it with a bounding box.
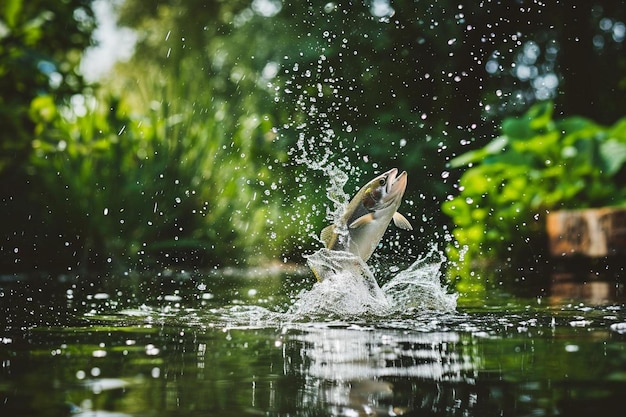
[318,168,413,268]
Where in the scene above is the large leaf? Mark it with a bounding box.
[502,101,554,140]
[2,0,22,28]
[527,100,554,131]
[608,118,626,141]
[510,131,560,156]
[600,139,626,176]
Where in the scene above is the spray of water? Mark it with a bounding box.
[270,28,458,320]
[292,131,457,319]
[289,249,390,318]
[191,242,456,324]
[287,242,456,320]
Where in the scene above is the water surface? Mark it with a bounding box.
[1,262,625,417]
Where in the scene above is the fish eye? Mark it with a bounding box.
[378,178,386,186]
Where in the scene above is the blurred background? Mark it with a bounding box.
[1,0,625,282]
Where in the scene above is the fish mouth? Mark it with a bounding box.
[385,168,408,197]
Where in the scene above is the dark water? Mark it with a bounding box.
[1,268,625,417]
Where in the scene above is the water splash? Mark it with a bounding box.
[289,249,390,318]
[101,241,456,325]
[382,245,457,313]
[292,132,353,243]
[288,244,457,320]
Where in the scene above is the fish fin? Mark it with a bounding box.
[393,212,413,230]
[320,225,336,248]
[310,265,323,282]
[349,213,375,229]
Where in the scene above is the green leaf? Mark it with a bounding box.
[2,0,22,28]
[502,101,554,139]
[502,117,534,139]
[448,135,508,168]
[29,95,56,123]
[608,118,626,141]
[527,100,554,130]
[599,139,626,176]
[511,131,560,156]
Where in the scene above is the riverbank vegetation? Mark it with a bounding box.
[444,102,626,290]
[1,1,625,280]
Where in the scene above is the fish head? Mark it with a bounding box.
[361,168,408,212]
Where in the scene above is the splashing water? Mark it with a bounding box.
[381,245,457,313]
[287,243,456,320]
[289,249,390,318]
[285,94,456,320]
[292,132,354,243]
[99,241,456,326]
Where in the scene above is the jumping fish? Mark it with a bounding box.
[315,168,413,279]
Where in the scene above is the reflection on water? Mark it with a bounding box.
[1,270,626,416]
[551,272,625,305]
[288,326,474,381]
[284,326,477,416]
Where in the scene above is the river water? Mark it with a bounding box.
[1,255,625,417]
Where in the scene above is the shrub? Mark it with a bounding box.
[28,86,306,271]
[443,101,626,279]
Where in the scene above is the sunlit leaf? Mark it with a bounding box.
[527,101,554,131]
[609,119,626,141]
[2,0,22,28]
[29,95,56,123]
[599,139,626,176]
[449,136,508,168]
[511,131,560,156]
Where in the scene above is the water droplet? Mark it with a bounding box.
[323,2,337,13]
[145,344,160,356]
[92,350,107,358]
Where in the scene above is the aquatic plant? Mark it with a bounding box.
[444,101,626,282]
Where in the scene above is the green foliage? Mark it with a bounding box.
[0,0,95,174]
[3,0,626,272]
[28,76,305,270]
[443,101,626,279]
[111,1,626,243]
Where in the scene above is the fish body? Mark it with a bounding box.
[320,168,413,264]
